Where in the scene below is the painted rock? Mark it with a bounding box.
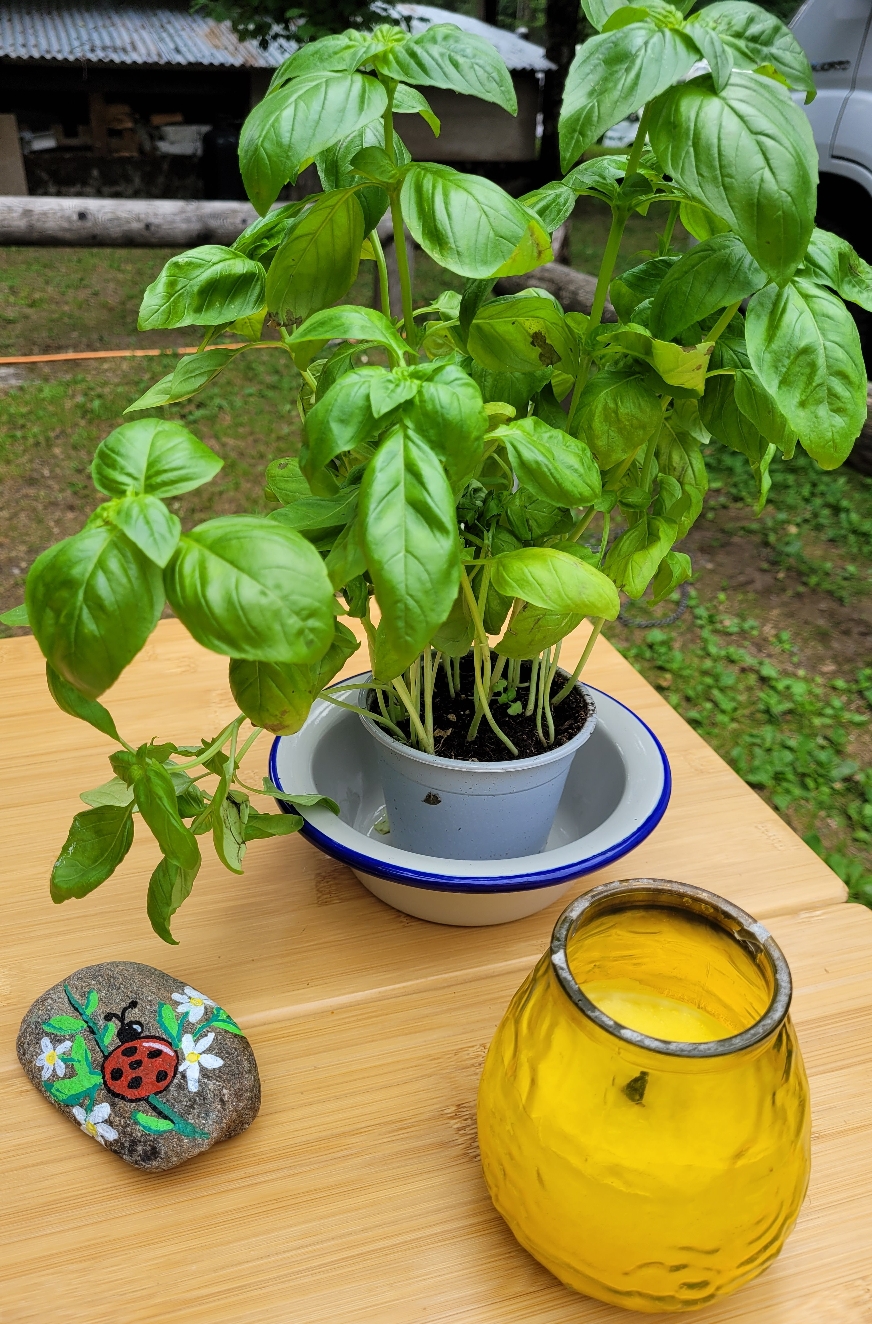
[16,961,260,1171]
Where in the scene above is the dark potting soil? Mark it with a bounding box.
[372,654,590,762]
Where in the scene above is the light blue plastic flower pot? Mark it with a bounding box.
[358,675,598,860]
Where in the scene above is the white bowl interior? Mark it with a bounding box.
[310,705,628,851]
[271,678,668,885]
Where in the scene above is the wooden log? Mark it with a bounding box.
[0,196,259,246]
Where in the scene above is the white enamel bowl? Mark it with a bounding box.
[270,679,671,926]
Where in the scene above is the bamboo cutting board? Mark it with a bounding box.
[3,903,872,1322]
[0,618,844,1055]
[0,620,863,1323]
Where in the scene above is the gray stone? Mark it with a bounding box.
[17,961,260,1171]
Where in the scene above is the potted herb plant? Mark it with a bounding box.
[7,0,870,935]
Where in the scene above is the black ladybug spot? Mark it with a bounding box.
[155,1069,168,1083]
[127,1075,143,1091]
[110,1067,124,1082]
[128,1058,143,1070]
[146,1049,162,1059]
[121,1045,137,1058]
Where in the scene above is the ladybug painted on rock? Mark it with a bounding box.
[101,1000,178,1102]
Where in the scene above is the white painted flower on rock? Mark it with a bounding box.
[179,1032,223,1093]
[35,1036,72,1081]
[171,985,216,1024]
[72,1102,118,1145]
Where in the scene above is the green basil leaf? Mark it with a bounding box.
[80,776,134,809]
[491,547,620,618]
[268,488,358,534]
[370,370,420,418]
[519,183,577,233]
[231,200,310,259]
[495,604,583,659]
[147,856,200,945]
[242,808,304,841]
[461,358,551,415]
[269,31,381,88]
[230,620,359,734]
[131,758,201,871]
[266,189,365,323]
[605,326,712,396]
[27,526,164,699]
[401,164,551,280]
[51,804,135,902]
[46,663,121,742]
[497,416,601,507]
[402,362,488,493]
[349,145,403,188]
[375,23,516,112]
[138,246,264,330]
[648,71,817,285]
[92,419,223,498]
[314,339,381,401]
[432,588,474,657]
[360,426,461,673]
[559,22,699,170]
[0,603,28,626]
[802,228,872,312]
[241,72,387,214]
[325,517,368,590]
[746,279,867,470]
[562,154,629,202]
[650,234,768,341]
[651,550,693,605]
[316,119,409,234]
[166,515,336,664]
[688,23,733,93]
[124,348,242,414]
[265,456,310,505]
[689,1,816,102]
[106,494,181,569]
[392,82,441,136]
[610,257,677,323]
[213,792,247,875]
[733,369,796,456]
[305,368,383,472]
[262,782,339,813]
[581,0,636,29]
[468,292,578,374]
[656,417,708,538]
[603,516,678,598]
[288,304,408,365]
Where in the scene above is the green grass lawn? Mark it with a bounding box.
[1,216,870,902]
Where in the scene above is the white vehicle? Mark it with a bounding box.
[791,0,872,364]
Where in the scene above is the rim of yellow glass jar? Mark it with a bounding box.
[550,878,793,1058]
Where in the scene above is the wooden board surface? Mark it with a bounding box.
[0,619,844,1055]
[1,620,860,1323]
[4,902,872,1323]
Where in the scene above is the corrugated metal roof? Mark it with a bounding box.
[0,2,553,71]
[0,4,297,67]
[395,5,554,72]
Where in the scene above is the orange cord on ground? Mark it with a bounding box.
[0,345,247,366]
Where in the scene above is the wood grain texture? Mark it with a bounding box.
[3,903,872,1323]
[1,620,859,1323]
[0,619,844,1051]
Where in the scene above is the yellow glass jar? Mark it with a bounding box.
[477,879,811,1313]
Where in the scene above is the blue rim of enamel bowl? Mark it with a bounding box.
[269,686,671,894]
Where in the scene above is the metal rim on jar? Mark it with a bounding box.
[550,878,793,1058]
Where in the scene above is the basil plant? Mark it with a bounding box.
[10,0,872,941]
